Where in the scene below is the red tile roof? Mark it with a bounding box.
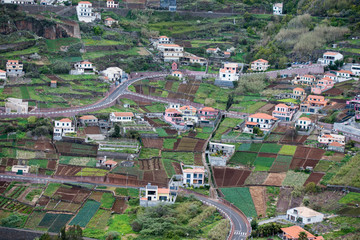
[252,58,268,63]
[113,112,134,117]
[0,70,5,73]
[105,160,118,165]
[281,226,315,239]
[158,188,170,194]
[79,115,97,120]
[59,118,72,122]
[249,113,278,120]
[299,117,311,121]
[324,51,341,56]
[329,142,343,147]
[294,87,305,92]
[79,1,91,4]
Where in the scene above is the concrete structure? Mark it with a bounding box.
[318,133,345,145]
[318,52,343,65]
[6,60,24,77]
[139,183,176,207]
[295,117,312,130]
[106,0,118,8]
[336,70,352,79]
[5,98,28,113]
[273,2,283,15]
[72,61,95,75]
[346,95,360,120]
[244,113,278,134]
[183,167,205,186]
[160,0,176,11]
[281,226,319,240]
[206,48,220,54]
[219,62,240,82]
[11,165,30,174]
[53,118,75,140]
[351,64,360,76]
[324,72,337,82]
[0,70,6,80]
[101,67,124,82]
[104,160,118,168]
[171,71,183,79]
[300,95,329,113]
[311,77,334,94]
[157,44,184,62]
[50,80,57,88]
[272,103,297,121]
[76,1,101,23]
[110,112,134,122]
[104,17,117,27]
[286,207,324,225]
[327,142,345,152]
[1,0,34,4]
[79,115,98,126]
[251,59,269,71]
[208,142,235,166]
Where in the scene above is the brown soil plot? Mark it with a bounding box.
[249,186,267,217]
[263,173,286,186]
[276,187,292,213]
[194,153,203,166]
[142,138,163,149]
[112,198,127,213]
[304,172,325,186]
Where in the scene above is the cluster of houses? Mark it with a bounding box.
[206,47,232,58]
[0,60,25,79]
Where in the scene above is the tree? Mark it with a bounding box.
[112,124,121,138]
[299,231,308,240]
[251,219,258,231]
[51,60,71,74]
[226,94,234,111]
[1,213,24,227]
[305,182,317,193]
[58,225,82,240]
[27,116,37,124]
[93,26,104,36]
[285,127,298,142]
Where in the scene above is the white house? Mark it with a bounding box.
[0,69,6,79]
[72,61,95,75]
[157,44,184,62]
[286,207,324,225]
[5,98,28,113]
[219,62,240,82]
[79,115,98,126]
[273,2,283,15]
[6,60,24,77]
[76,1,101,23]
[351,64,360,76]
[110,112,134,122]
[106,0,118,8]
[244,113,278,133]
[101,67,124,82]
[318,52,343,65]
[172,71,183,79]
[1,0,34,4]
[104,17,117,27]
[53,118,75,139]
[318,133,345,145]
[295,117,312,130]
[182,167,205,186]
[336,70,352,79]
[139,183,176,207]
[12,165,30,174]
[251,59,269,71]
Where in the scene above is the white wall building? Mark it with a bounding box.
[157,44,184,62]
[6,60,24,77]
[318,52,343,65]
[287,207,324,225]
[101,67,124,82]
[351,64,360,76]
[251,59,269,71]
[273,2,283,15]
[219,62,240,81]
[172,71,183,79]
[76,1,101,23]
[72,61,95,75]
[295,117,312,130]
[53,118,75,139]
[182,167,205,186]
[5,98,28,113]
[0,70,6,80]
[318,133,345,145]
[110,112,134,122]
[106,0,118,8]
[1,0,35,4]
[12,165,30,174]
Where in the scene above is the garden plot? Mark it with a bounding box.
[139,158,163,171]
[45,200,81,213]
[314,160,332,172]
[220,187,257,217]
[162,158,176,177]
[265,134,283,142]
[253,157,276,171]
[0,196,33,214]
[16,150,36,159]
[89,191,104,202]
[263,173,287,186]
[142,138,163,149]
[213,167,251,187]
[47,160,57,170]
[278,145,297,156]
[259,143,282,154]
[280,135,308,144]
[163,138,178,150]
[161,151,195,165]
[290,158,306,170]
[55,165,82,176]
[112,198,127,213]
[321,152,345,162]
[69,200,101,228]
[282,171,310,187]
[38,213,73,233]
[59,156,97,167]
[0,181,9,194]
[194,153,203,166]
[111,165,144,180]
[270,155,293,172]
[25,211,46,230]
[142,169,169,184]
[245,172,269,185]
[276,187,292,213]
[249,186,267,217]
[175,137,200,152]
[139,148,160,159]
[229,152,257,166]
[304,172,325,186]
[308,148,325,160]
[83,209,112,239]
[20,186,44,205]
[308,191,344,213]
[55,142,98,156]
[53,186,91,203]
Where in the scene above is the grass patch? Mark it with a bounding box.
[259,143,282,154]
[107,214,135,235]
[329,154,360,188]
[139,148,159,159]
[314,160,332,172]
[100,192,115,209]
[163,138,177,150]
[162,158,176,178]
[25,189,42,201]
[278,145,297,156]
[339,192,360,205]
[59,156,97,167]
[229,152,257,166]
[115,188,139,197]
[253,157,276,171]
[82,209,112,239]
[161,151,194,165]
[220,187,257,217]
[282,171,310,187]
[43,183,61,197]
[28,159,48,169]
[75,168,108,177]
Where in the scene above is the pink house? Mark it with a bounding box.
[198,107,219,120]
[171,62,178,70]
[164,108,182,125]
[272,103,297,121]
[346,95,360,120]
[311,77,334,94]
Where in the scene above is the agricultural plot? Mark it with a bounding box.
[89,191,103,202]
[0,181,10,194]
[100,192,115,209]
[112,165,143,180]
[27,159,48,169]
[53,185,91,203]
[339,192,360,205]
[25,211,46,230]
[161,151,194,165]
[304,172,325,186]
[270,155,293,172]
[175,137,206,152]
[142,138,163,149]
[249,186,266,217]
[74,168,108,177]
[229,152,257,166]
[259,143,282,154]
[213,167,251,187]
[278,145,297,156]
[276,187,292,213]
[282,171,310,187]
[16,150,36,159]
[38,213,73,233]
[59,156,97,167]
[55,142,98,156]
[83,209,112,239]
[314,160,332,172]
[162,138,177,150]
[280,134,308,144]
[263,173,287,186]
[0,196,33,214]
[6,185,28,200]
[139,148,160,159]
[162,158,176,177]
[253,157,276,171]
[69,200,101,228]
[220,187,257,217]
[43,183,61,197]
[142,169,169,184]
[112,198,127,213]
[115,188,139,197]
[265,134,283,142]
[45,200,81,213]
[55,165,82,176]
[245,172,269,185]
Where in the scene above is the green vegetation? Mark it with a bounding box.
[282,171,310,187]
[220,187,257,217]
[229,152,257,166]
[139,148,159,159]
[100,193,115,209]
[314,160,332,172]
[254,157,276,171]
[339,192,360,205]
[69,200,101,228]
[259,144,282,154]
[25,189,42,202]
[329,154,360,187]
[28,159,48,169]
[163,138,177,150]
[278,145,297,156]
[162,158,176,177]
[59,156,97,167]
[161,151,194,165]
[46,38,80,52]
[75,168,108,177]
[115,188,139,197]
[82,209,112,239]
[43,183,61,197]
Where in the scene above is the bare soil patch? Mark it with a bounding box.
[249,186,267,217]
[112,198,127,213]
[276,187,292,213]
[304,172,325,186]
[263,173,286,186]
[142,138,163,149]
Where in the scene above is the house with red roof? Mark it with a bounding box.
[300,95,329,113]
[318,51,343,65]
[219,62,240,82]
[318,132,345,152]
[79,115,98,126]
[206,47,220,54]
[281,225,321,240]
[182,166,205,186]
[139,183,177,207]
[251,59,269,71]
[109,112,134,122]
[292,87,306,101]
[6,60,24,77]
[72,61,95,75]
[295,117,312,130]
[244,113,278,134]
[0,69,6,79]
[272,103,298,121]
[198,107,219,119]
[157,43,184,62]
[53,118,75,140]
[336,69,352,80]
[293,74,316,86]
[171,70,183,79]
[104,17,118,27]
[76,1,101,23]
[311,77,334,94]
[324,72,337,82]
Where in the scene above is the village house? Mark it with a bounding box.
[324,72,337,82]
[223,51,231,58]
[171,62,178,70]
[318,133,345,146]
[281,226,323,240]
[109,112,134,122]
[72,61,95,75]
[351,64,360,76]
[5,98,28,113]
[272,103,297,121]
[292,87,306,101]
[157,44,184,62]
[106,0,118,8]
[208,142,235,166]
[104,17,118,27]
[104,160,118,168]
[171,71,183,79]
[76,1,101,23]
[198,107,219,121]
[53,118,76,140]
[293,74,316,86]
[287,207,324,225]
[336,70,352,80]
[300,95,329,113]
[311,77,334,94]
[186,55,207,66]
[328,142,345,152]
[179,105,198,124]
[79,115,98,126]
[6,60,24,77]
[139,183,177,207]
[251,59,269,71]
[244,113,278,134]
[219,62,240,82]
[273,2,283,15]
[168,103,180,110]
[12,165,30,174]
[318,51,343,65]
[158,36,172,44]
[346,95,360,120]
[101,67,124,82]
[50,80,57,88]
[0,69,6,79]
[206,48,220,54]
[164,108,182,125]
[1,0,35,4]
[182,167,205,186]
[295,117,312,131]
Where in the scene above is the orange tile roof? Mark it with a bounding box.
[224,51,231,54]
[180,106,197,111]
[158,44,181,47]
[0,69,5,73]
[81,61,92,64]
[329,142,343,147]
[337,70,352,74]
[79,115,97,120]
[325,73,336,77]
[7,60,19,63]
[321,77,333,81]
[59,118,72,122]
[104,160,118,165]
[159,36,168,38]
[113,112,134,117]
[201,107,216,111]
[249,113,278,120]
[324,51,341,56]
[50,80,56,83]
[207,48,217,51]
[294,87,305,92]
[183,168,205,173]
[299,117,311,121]
[252,58,268,63]
[106,17,115,21]
[220,68,236,73]
[308,95,325,100]
[165,108,180,113]
[79,1,91,4]
[245,121,258,126]
[172,71,182,75]
[281,226,315,239]
[158,188,170,194]
[302,74,315,78]
[276,103,290,108]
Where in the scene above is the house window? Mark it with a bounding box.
[199,174,203,178]
[186,174,191,178]
[194,174,197,178]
